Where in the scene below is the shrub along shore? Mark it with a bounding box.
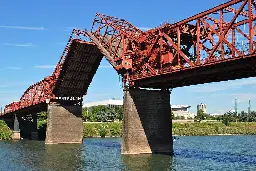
[0,120,12,140]
[1,121,256,140]
[84,122,256,138]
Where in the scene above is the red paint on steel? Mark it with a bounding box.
[3,0,255,115]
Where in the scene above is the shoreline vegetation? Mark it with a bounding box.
[0,120,12,140]
[83,122,256,138]
[1,101,256,139]
[0,121,256,140]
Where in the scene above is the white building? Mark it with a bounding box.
[197,103,207,113]
[83,99,123,108]
[83,99,195,119]
[171,105,196,119]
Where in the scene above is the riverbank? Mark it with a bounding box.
[83,122,256,137]
[1,121,256,140]
[172,122,256,136]
[84,122,121,137]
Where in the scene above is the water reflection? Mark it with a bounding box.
[0,136,256,171]
[37,144,84,171]
[122,154,173,171]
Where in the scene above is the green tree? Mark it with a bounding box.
[248,111,256,122]
[83,105,123,122]
[238,111,247,122]
[216,115,222,121]
[37,111,47,121]
[195,109,206,122]
[222,111,236,126]
[222,114,231,126]
[171,111,174,119]
[82,107,96,122]
[115,107,123,121]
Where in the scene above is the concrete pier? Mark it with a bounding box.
[31,114,38,140]
[45,103,83,144]
[12,115,20,140]
[122,88,173,155]
[17,114,38,140]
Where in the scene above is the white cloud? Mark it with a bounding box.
[0,25,48,30]
[0,66,21,71]
[6,67,21,70]
[189,78,256,93]
[2,43,34,47]
[33,65,56,69]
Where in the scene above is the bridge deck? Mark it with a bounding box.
[2,40,103,116]
[53,39,103,97]
[134,54,256,89]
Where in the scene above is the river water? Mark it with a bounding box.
[0,136,255,171]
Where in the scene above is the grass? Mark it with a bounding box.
[172,122,256,136]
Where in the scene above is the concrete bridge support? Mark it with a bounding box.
[122,88,173,155]
[18,114,38,140]
[2,114,20,140]
[31,114,38,140]
[12,115,20,140]
[45,103,83,144]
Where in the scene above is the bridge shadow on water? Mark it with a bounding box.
[40,144,84,170]
[122,154,173,171]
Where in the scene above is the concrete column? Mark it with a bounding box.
[45,103,83,144]
[12,114,20,140]
[31,114,38,140]
[122,88,173,154]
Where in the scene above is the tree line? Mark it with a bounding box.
[195,109,256,126]
[38,106,256,124]
[82,105,123,122]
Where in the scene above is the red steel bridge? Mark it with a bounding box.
[2,0,256,115]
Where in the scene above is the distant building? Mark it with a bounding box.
[197,103,207,113]
[171,105,196,119]
[83,99,123,109]
[83,100,195,119]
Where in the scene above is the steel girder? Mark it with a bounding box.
[88,0,256,86]
[3,0,256,115]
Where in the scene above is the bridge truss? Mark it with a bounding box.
[88,0,256,87]
[2,0,256,115]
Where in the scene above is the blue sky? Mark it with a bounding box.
[0,0,255,114]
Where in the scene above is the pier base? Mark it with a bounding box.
[122,88,173,155]
[12,115,20,140]
[45,103,83,144]
[12,131,20,140]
